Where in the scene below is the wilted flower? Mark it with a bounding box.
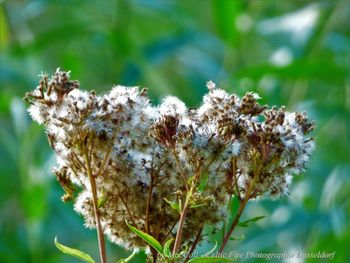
[24,69,315,254]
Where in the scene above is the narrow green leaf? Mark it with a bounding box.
[163,238,174,258]
[116,249,137,263]
[198,174,208,192]
[230,234,245,241]
[187,256,233,263]
[190,203,207,209]
[221,219,227,244]
[238,216,266,227]
[54,237,95,263]
[187,175,195,185]
[204,240,217,256]
[164,198,181,214]
[171,244,190,260]
[125,220,163,255]
[97,193,107,208]
[229,196,239,215]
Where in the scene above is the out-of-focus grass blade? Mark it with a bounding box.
[236,60,347,85]
[211,0,242,43]
[54,237,95,263]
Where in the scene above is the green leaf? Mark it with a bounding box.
[163,238,174,258]
[198,174,208,192]
[235,60,347,85]
[229,196,239,215]
[211,0,242,43]
[125,220,163,255]
[164,198,181,214]
[187,175,195,185]
[54,237,95,263]
[204,240,217,256]
[190,203,207,209]
[116,249,137,263]
[187,256,233,263]
[238,216,266,227]
[97,192,107,208]
[230,234,245,241]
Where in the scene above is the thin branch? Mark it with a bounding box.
[145,173,154,234]
[218,198,247,254]
[163,217,179,242]
[171,148,189,191]
[71,150,86,170]
[218,161,260,253]
[117,192,137,226]
[95,145,113,178]
[89,139,95,166]
[231,157,242,201]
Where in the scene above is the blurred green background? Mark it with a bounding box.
[1,0,349,262]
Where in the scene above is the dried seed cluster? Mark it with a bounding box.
[25,69,315,251]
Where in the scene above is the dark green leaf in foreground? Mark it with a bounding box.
[163,238,174,258]
[125,220,163,255]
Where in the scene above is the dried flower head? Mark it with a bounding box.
[25,69,315,252]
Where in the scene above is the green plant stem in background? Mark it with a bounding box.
[82,142,107,263]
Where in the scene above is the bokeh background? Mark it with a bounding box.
[1,0,349,262]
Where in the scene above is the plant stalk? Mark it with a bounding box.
[218,194,249,253]
[218,165,260,253]
[172,195,190,256]
[82,144,107,263]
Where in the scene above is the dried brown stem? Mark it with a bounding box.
[171,148,189,191]
[218,195,248,254]
[232,157,242,201]
[82,143,107,263]
[145,173,154,234]
[162,217,179,243]
[117,192,137,226]
[172,197,190,256]
[218,161,260,253]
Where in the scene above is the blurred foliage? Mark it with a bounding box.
[0,0,350,262]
